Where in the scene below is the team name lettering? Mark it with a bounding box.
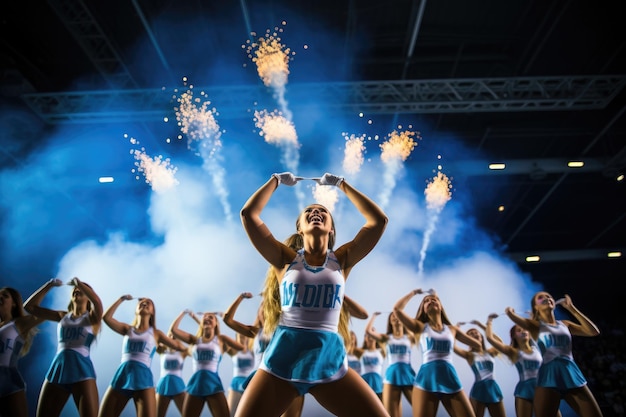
[164,359,180,370]
[363,356,380,366]
[426,338,451,352]
[126,340,147,353]
[389,345,408,354]
[541,334,570,349]
[237,358,253,368]
[196,350,217,361]
[281,282,342,308]
[59,326,87,341]
[475,360,494,372]
[0,338,23,354]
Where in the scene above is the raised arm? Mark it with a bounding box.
[222,292,260,338]
[343,295,369,320]
[452,325,482,350]
[485,314,516,362]
[240,173,299,269]
[168,310,197,344]
[453,340,471,361]
[393,289,424,334]
[219,333,246,356]
[70,277,103,327]
[332,178,388,276]
[559,295,600,337]
[505,307,539,340]
[155,329,188,352]
[23,278,65,321]
[365,312,387,342]
[103,295,133,335]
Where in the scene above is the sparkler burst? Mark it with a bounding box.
[174,85,222,159]
[253,108,304,208]
[244,23,294,120]
[253,109,298,147]
[378,129,421,209]
[425,171,453,212]
[244,24,293,91]
[380,130,419,163]
[173,81,232,221]
[130,145,179,193]
[418,169,453,277]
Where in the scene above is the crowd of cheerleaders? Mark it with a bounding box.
[1,280,605,417]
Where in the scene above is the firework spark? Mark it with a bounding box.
[173,82,232,221]
[378,129,421,208]
[418,170,453,277]
[130,147,179,193]
[244,23,294,119]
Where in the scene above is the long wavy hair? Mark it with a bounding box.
[414,294,452,325]
[66,282,94,315]
[1,287,38,355]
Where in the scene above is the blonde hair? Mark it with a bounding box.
[415,295,452,325]
[195,313,221,340]
[261,232,350,342]
[131,298,156,329]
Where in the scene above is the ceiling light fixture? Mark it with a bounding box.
[567,161,584,168]
[525,255,540,262]
[489,163,506,170]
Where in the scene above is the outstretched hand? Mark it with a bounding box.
[272,172,303,186]
[313,173,344,187]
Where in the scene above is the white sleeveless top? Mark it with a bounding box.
[279,250,344,332]
[57,312,95,357]
[160,351,184,378]
[192,335,221,373]
[386,334,412,365]
[121,327,156,368]
[419,324,454,364]
[253,329,271,368]
[537,320,573,364]
[470,351,496,382]
[232,349,255,378]
[0,321,24,367]
[515,343,542,381]
[361,349,384,375]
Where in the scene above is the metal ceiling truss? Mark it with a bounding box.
[21,75,626,124]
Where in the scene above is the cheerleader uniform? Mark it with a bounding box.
[45,312,97,389]
[536,320,586,393]
[156,351,186,397]
[186,335,225,396]
[0,320,25,397]
[242,329,271,389]
[414,324,463,394]
[383,334,415,387]
[110,327,157,394]
[230,349,254,393]
[260,249,346,395]
[468,351,503,404]
[513,343,542,400]
[347,353,362,374]
[361,349,384,395]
